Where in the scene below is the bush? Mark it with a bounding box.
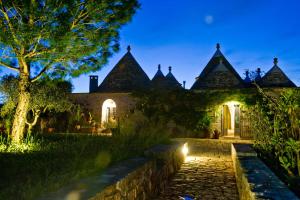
[133,88,257,138]
[117,111,170,146]
[133,89,212,137]
[251,87,300,177]
[0,117,169,200]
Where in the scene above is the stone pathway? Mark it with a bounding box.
[156,139,251,200]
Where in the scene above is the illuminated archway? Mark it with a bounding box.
[101,99,117,125]
[222,101,240,137]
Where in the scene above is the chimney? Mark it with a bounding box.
[183,81,186,89]
[89,75,98,93]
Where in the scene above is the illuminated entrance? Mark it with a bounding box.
[222,101,240,137]
[101,99,117,126]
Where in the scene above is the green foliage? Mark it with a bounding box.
[64,104,86,132]
[134,89,207,136]
[251,87,300,177]
[0,110,169,200]
[0,129,167,200]
[0,75,73,113]
[68,104,83,124]
[133,88,257,137]
[117,111,170,146]
[0,0,140,141]
[0,76,19,132]
[0,75,74,133]
[195,113,211,131]
[30,78,73,112]
[0,135,42,153]
[0,0,140,77]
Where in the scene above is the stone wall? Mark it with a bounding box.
[231,143,298,200]
[38,143,185,200]
[71,92,135,122]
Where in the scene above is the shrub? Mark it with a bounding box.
[117,111,170,146]
[251,87,300,177]
[0,120,169,200]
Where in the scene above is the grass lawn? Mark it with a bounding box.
[0,133,169,200]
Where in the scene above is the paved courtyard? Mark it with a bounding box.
[156,139,252,200]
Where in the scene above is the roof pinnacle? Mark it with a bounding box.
[169,66,172,73]
[216,43,220,50]
[158,64,161,70]
[245,70,249,76]
[127,45,131,52]
[274,57,278,65]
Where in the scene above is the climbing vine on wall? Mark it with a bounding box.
[133,88,257,137]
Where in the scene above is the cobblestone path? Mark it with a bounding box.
[156,139,251,200]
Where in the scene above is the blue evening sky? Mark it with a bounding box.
[5,0,300,92]
[71,0,300,92]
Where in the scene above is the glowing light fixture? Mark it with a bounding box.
[182,143,189,156]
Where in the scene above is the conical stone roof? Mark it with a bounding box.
[98,46,150,92]
[151,64,168,89]
[191,43,244,89]
[165,66,182,88]
[259,58,296,87]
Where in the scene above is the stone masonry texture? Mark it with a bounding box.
[156,139,251,200]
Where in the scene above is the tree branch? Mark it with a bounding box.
[27,34,42,57]
[26,109,40,135]
[30,58,64,82]
[0,2,23,48]
[70,2,87,29]
[253,82,279,107]
[0,60,19,71]
[24,48,53,58]
[43,105,49,113]
[30,61,54,82]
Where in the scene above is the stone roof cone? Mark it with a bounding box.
[258,58,296,87]
[191,43,244,89]
[151,64,168,89]
[98,45,151,92]
[152,64,165,79]
[165,66,182,88]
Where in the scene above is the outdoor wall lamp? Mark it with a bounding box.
[182,143,189,157]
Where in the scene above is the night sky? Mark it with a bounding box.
[5,0,300,92]
[72,0,300,92]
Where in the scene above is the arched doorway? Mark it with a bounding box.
[101,99,117,126]
[222,101,240,137]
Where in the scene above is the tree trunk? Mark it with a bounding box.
[27,110,40,135]
[11,75,30,143]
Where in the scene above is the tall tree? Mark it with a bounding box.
[0,0,139,142]
[0,75,73,134]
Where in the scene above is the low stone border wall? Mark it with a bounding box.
[231,143,299,200]
[38,143,185,200]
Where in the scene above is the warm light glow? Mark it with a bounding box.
[224,100,240,106]
[222,100,242,137]
[182,143,189,156]
[101,99,117,125]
